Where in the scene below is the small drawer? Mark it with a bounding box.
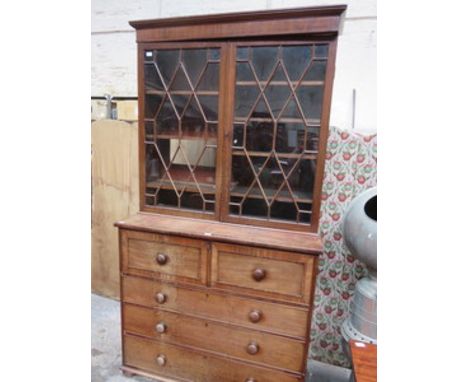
[122,275,309,339]
[211,243,315,305]
[123,304,306,372]
[120,230,208,285]
[123,334,303,382]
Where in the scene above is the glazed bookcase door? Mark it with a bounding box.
[223,41,334,230]
[142,44,223,216]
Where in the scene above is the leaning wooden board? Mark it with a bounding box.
[350,340,377,382]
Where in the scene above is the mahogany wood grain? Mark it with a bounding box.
[310,37,338,232]
[211,242,315,305]
[120,6,348,381]
[121,230,209,285]
[218,42,236,226]
[350,340,377,382]
[123,303,305,372]
[130,6,346,30]
[129,6,346,43]
[123,334,303,382]
[115,214,323,254]
[132,6,345,233]
[122,275,309,339]
[139,40,224,221]
[137,44,145,213]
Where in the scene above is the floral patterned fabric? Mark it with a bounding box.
[308,126,377,368]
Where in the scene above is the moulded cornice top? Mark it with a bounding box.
[129,5,347,30]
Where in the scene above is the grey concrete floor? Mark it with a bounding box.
[91,293,351,382]
[92,294,151,382]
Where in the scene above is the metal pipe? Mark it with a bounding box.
[352,88,356,130]
[104,94,113,119]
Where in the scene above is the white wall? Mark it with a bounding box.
[92,0,376,132]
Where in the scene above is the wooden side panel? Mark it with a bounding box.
[122,275,309,339]
[123,304,305,372]
[92,120,139,298]
[211,243,315,305]
[121,230,209,285]
[123,334,303,382]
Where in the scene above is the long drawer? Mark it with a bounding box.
[123,334,303,382]
[120,230,208,285]
[211,242,315,305]
[123,303,305,372]
[122,275,309,339]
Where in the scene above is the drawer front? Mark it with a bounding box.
[121,230,208,285]
[124,334,302,382]
[122,275,309,339]
[211,243,315,304]
[123,304,305,372]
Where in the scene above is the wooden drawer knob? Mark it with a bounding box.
[156,354,166,366]
[252,268,266,281]
[155,322,166,333]
[248,309,263,323]
[246,342,259,355]
[245,379,257,382]
[155,292,167,304]
[156,253,168,265]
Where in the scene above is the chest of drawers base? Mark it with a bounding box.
[116,214,322,382]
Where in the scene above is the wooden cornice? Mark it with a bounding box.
[129,5,347,43]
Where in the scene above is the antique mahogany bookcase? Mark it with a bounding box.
[116,5,346,382]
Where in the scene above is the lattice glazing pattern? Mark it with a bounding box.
[229,44,328,223]
[143,48,220,213]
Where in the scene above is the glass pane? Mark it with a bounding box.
[264,85,291,118]
[252,46,278,81]
[305,126,320,152]
[208,48,220,61]
[145,94,163,119]
[144,63,164,91]
[156,50,179,85]
[232,123,244,148]
[314,44,329,58]
[234,86,259,119]
[237,47,249,61]
[170,94,190,117]
[198,95,218,122]
[157,189,179,208]
[182,98,205,136]
[229,43,329,224]
[236,62,256,82]
[182,49,207,86]
[156,97,178,135]
[145,121,154,141]
[246,120,274,152]
[297,86,324,120]
[197,63,220,91]
[288,158,316,200]
[170,67,191,91]
[207,122,217,138]
[303,60,327,81]
[144,47,219,213]
[282,45,312,81]
[275,122,305,153]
